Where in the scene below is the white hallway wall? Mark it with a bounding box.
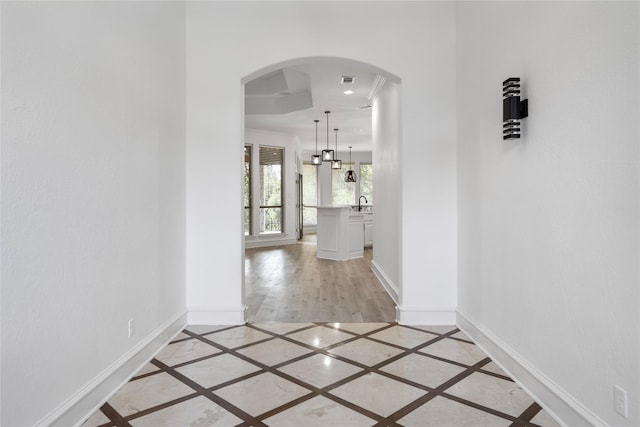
[372,80,402,304]
[186,2,458,325]
[1,2,187,426]
[456,2,640,427]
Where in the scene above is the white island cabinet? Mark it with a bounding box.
[363,213,374,247]
[316,205,364,260]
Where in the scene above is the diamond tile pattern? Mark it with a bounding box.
[236,338,312,366]
[82,324,561,426]
[286,325,354,348]
[328,338,405,366]
[368,325,439,349]
[215,372,311,416]
[175,353,261,388]
[277,354,362,388]
[107,372,195,417]
[380,353,466,388]
[263,395,373,426]
[155,338,221,367]
[330,372,426,417]
[129,396,242,427]
[444,372,535,417]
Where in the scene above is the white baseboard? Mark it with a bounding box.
[397,306,456,325]
[35,310,188,427]
[457,310,608,427]
[370,261,455,325]
[371,260,399,304]
[188,305,246,325]
[244,237,297,249]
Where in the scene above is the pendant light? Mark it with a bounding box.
[321,110,334,162]
[331,128,342,169]
[344,146,357,182]
[311,119,321,165]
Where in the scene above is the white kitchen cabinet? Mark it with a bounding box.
[363,214,374,247]
[316,205,364,260]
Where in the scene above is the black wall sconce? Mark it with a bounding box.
[503,78,528,140]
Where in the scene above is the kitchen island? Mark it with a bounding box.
[316,205,364,261]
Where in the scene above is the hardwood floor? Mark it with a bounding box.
[244,234,397,323]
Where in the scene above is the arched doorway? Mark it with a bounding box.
[241,57,402,323]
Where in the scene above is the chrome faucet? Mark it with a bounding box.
[358,195,368,211]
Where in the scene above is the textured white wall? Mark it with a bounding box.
[1,2,186,425]
[456,2,639,426]
[186,2,458,324]
[372,81,401,301]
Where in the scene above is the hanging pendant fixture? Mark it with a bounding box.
[321,111,334,162]
[311,119,321,165]
[344,146,357,182]
[331,128,342,170]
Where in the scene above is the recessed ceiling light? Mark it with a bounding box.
[344,90,354,95]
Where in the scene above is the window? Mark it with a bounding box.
[359,163,373,205]
[259,146,283,233]
[332,163,356,205]
[302,163,318,225]
[244,145,252,235]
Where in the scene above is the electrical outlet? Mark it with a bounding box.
[128,318,135,339]
[614,385,628,418]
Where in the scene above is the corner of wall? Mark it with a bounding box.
[397,306,456,326]
[36,311,188,427]
[371,260,399,304]
[457,310,609,427]
[187,306,246,325]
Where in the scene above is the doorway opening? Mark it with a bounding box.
[242,57,401,323]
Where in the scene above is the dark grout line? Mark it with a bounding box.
[247,322,318,337]
[99,402,133,427]
[415,350,486,370]
[511,401,543,426]
[205,370,265,393]
[400,324,459,335]
[373,357,524,426]
[320,321,396,337]
[478,367,515,382]
[148,358,269,426]
[167,350,224,368]
[130,369,162,382]
[439,391,522,422]
[119,392,201,423]
[309,391,389,424]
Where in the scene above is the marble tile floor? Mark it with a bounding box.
[82,323,562,427]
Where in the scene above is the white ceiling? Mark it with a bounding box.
[244,60,379,153]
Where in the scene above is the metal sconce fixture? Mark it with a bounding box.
[331,129,342,170]
[502,78,528,140]
[321,111,334,161]
[311,120,321,165]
